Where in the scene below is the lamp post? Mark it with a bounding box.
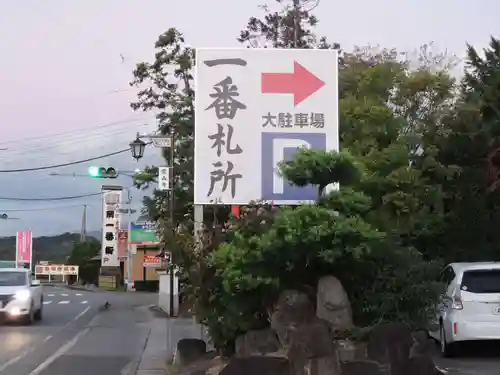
[129,133,147,161]
[129,131,175,317]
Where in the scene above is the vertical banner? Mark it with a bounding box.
[16,230,32,267]
[117,230,128,261]
[101,188,122,267]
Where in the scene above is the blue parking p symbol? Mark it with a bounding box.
[261,132,326,203]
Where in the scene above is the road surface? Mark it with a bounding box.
[0,286,157,375]
[434,341,500,375]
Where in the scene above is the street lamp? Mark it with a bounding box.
[127,129,176,316]
[129,133,146,161]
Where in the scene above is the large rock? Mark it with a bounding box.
[235,328,280,356]
[288,318,336,360]
[341,360,383,375]
[218,356,291,375]
[270,290,315,347]
[366,323,413,375]
[175,338,207,366]
[287,318,337,375]
[316,276,353,331]
[410,331,434,359]
[336,340,366,362]
[306,356,342,375]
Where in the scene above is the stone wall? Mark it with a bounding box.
[172,275,443,375]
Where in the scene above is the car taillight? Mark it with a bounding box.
[452,293,463,310]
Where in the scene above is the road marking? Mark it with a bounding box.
[47,294,55,297]
[43,301,52,305]
[60,293,68,296]
[28,328,89,375]
[75,293,82,296]
[80,300,88,304]
[0,306,90,373]
[58,300,69,304]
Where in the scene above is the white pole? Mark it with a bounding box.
[29,231,33,273]
[15,232,18,268]
[127,221,133,291]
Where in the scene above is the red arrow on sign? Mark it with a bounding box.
[261,61,325,106]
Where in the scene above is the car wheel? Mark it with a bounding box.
[34,302,42,321]
[440,323,455,357]
[23,303,35,325]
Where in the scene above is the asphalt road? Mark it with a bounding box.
[0,286,157,375]
[434,341,500,375]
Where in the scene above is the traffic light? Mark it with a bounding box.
[88,166,117,178]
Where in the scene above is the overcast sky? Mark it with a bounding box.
[0,0,498,237]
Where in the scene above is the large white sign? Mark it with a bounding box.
[101,190,122,267]
[194,48,338,205]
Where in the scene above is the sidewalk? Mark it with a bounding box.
[135,317,208,375]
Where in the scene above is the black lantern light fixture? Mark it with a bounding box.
[129,132,146,161]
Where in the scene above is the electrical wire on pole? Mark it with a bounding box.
[0,204,93,212]
[0,148,130,173]
[0,192,102,201]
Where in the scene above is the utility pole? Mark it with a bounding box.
[80,205,87,242]
[168,130,175,317]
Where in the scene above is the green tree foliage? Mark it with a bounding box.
[67,239,100,284]
[130,28,195,223]
[435,37,500,262]
[339,45,458,256]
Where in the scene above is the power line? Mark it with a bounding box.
[0,116,153,147]
[0,148,130,173]
[2,125,148,158]
[0,193,102,201]
[0,204,93,212]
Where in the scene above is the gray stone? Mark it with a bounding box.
[306,356,341,375]
[410,331,433,358]
[336,340,367,362]
[270,290,315,347]
[288,318,336,360]
[175,338,207,366]
[341,360,382,375]
[366,323,413,375]
[218,356,291,375]
[316,276,352,331]
[287,318,336,375]
[402,356,443,375]
[235,328,280,356]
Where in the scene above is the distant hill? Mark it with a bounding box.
[0,232,98,264]
[88,230,101,240]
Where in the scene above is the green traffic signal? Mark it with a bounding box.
[88,166,117,179]
[88,166,99,177]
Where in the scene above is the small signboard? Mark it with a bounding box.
[129,222,160,246]
[143,255,161,268]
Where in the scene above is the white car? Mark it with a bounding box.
[430,262,500,357]
[0,268,43,324]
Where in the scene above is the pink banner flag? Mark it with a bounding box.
[16,230,32,264]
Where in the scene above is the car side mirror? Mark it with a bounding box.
[31,280,41,287]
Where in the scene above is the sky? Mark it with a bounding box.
[0,0,498,237]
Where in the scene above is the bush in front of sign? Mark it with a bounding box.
[194,148,440,355]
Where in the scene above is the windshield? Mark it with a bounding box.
[0,271,27,286]
[461,269,500,293]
